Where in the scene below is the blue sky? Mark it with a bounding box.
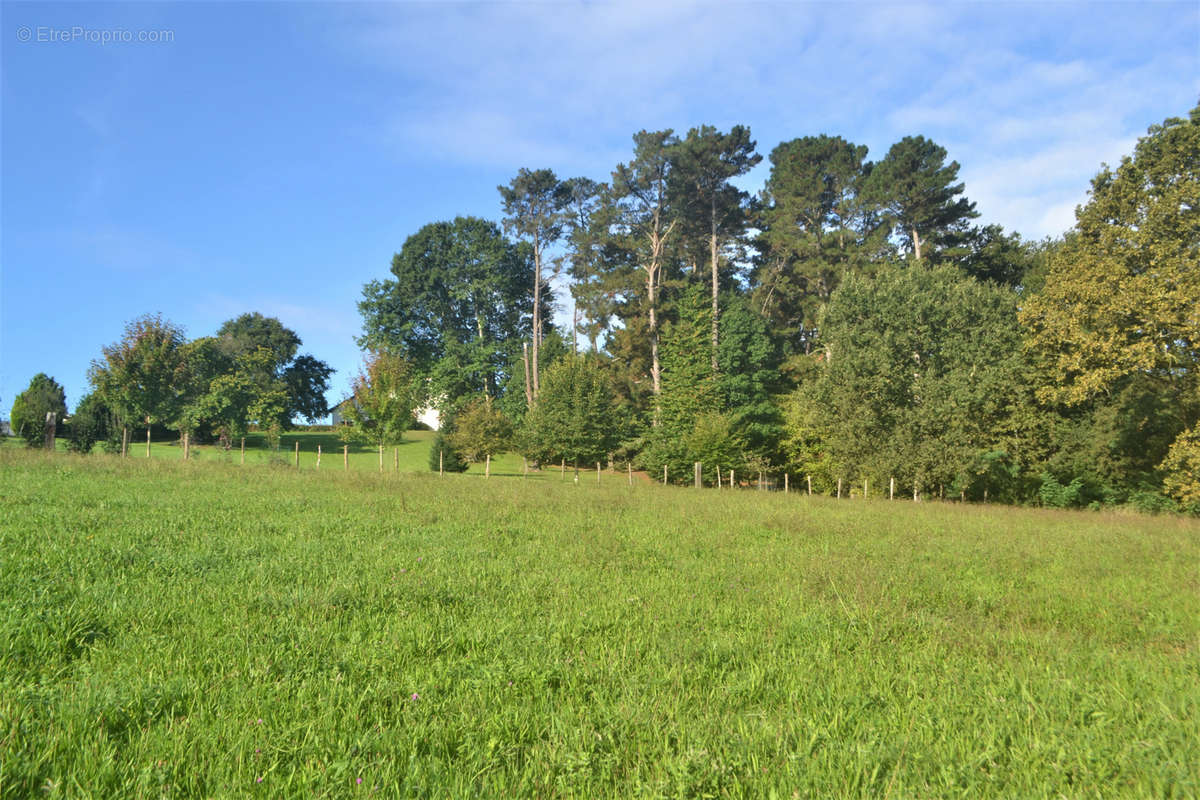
[2,1,1197,417]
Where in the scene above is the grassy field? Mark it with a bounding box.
[2,430,554,479]
[1,449,1197,798]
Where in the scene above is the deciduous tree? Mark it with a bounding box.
[89,314,187,457]
[359,217,539,407]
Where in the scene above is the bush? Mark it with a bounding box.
[448,397,512,463]
[1125,490,1178,515]
[1038,473,1084,508]
[66,393,115,454]
[11,373,67,448]
[428,430,468,473]
[1161,426,1200,509]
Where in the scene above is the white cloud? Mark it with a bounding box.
[321,1,1198,238]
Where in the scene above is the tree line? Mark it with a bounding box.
[9,105,1196,512]
[8,313,333,456]
[358,105,1199,511]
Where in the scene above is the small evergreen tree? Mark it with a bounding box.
[428,429,469,473]
[11,373,67,448]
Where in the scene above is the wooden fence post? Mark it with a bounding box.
[890,477,895,500]
[439,449,444,476]
[730,468,735,488]
[378,444,383,473]
[807,474,812,495]
[785,473,789,493]
[486,453,491,479]
[597,462,601,485]
[837,478,842,499]
[240,437,245,465]
[146,423,151,459]
[864,478,868,499]
[663,465,668,484]
[561,458,565,480]
[343,445,348,471]
[694,462,701,488]
[716,467,722,489]
[317,445,321,470]
[295,441,300,468]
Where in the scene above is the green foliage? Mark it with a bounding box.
[1038,473,1085,508]
[958,224,1041,287]
[1161,425,1200,511]
[89,314,188,435]
[65,392,115,454]
[215,313,333,426]
[641,287,782,482]
[358,216,539,404]
[10,373,67,447]
[802,265,1027,497]
[867,134,979,261]
[448,396,513,463]
[1021,106,1198,409]
[518,355,623,467]
[342,351,417,448]
[753,134,881,348]
[184,345,288,448]
[428,429,468,473]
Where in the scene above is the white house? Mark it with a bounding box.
[330,396,439,430]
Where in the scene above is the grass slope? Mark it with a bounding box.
[1,449,1197,798]
[3,431,565,479]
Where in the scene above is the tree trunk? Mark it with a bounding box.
[648,265,662,409]
[522,342,533,409]
[532,235,542,400]
[710,202,720,374]
[122,425,129,458]
[912,227,922,261]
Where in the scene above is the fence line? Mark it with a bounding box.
[76,437,955,504]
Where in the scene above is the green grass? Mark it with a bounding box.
[3,430,584,479]
[1,448,1197,798]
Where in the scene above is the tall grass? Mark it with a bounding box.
[1,448,1197,798]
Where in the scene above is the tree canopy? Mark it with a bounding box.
[359,216,540,406]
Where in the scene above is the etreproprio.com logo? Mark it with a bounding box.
[16,25,175,44]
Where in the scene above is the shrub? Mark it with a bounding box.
[1038,473,1084,508]
[66,393,115,454]
[448,397,512,463]
[428,430,468,473]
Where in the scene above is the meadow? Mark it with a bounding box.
[1,447,1197,798]
[3,430,554,480]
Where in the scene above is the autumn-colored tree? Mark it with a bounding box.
[1020,105,1199,501]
